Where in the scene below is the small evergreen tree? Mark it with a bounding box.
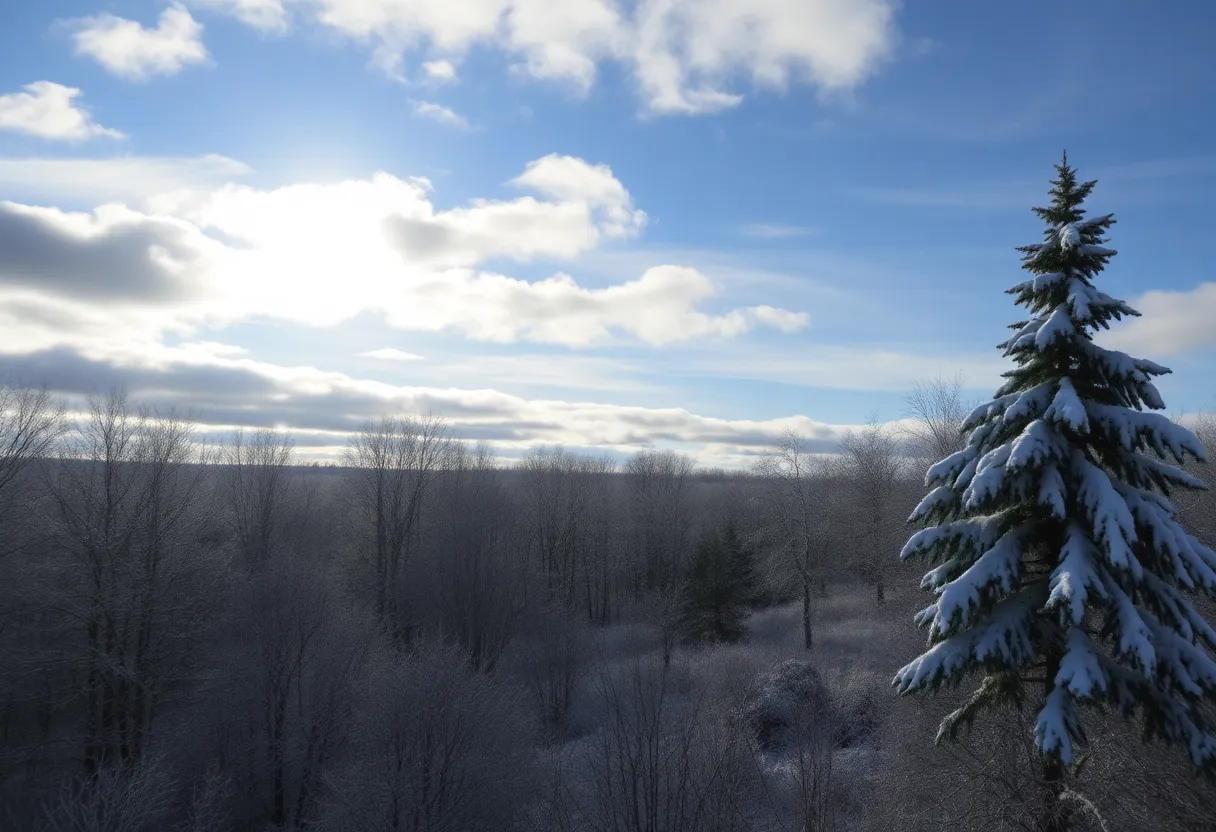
[679,519,757,643]
[894,154,1216,829]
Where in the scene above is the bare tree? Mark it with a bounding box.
[838,422,905,603]
[901,374,969,468]
[751,431,839,649]
[45,392,215,772]
[317,639,534,832]
[623,450,695,596]
[221,428,294,568]
[429,441,521,671]
[236,567,371,830]
[0,383,66,558]
[518,446,599,607]
[566,657,753,832]
[343,414,455,641]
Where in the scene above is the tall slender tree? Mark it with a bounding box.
[894,155,1216,831]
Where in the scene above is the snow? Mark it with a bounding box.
[1103,576,1157,675]
[1073,450,1140,575]
[1007,420,1066,471]
[1034,687,1078,765]
[1002,381,1054,424]
[1043,378,1090,433]
[900,514,1008,562]
[929,527,1027,637]
[909,484,956,522]
[1034,305,1074,350]
[1046,524,1107,625]
[1080,244,1117,257]
[963,443,1012,509]
[1086,403,1206,462]
[1055,628,1109,699]
[1037,464,1067,517]
[1059,223,1081,249]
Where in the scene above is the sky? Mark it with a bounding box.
[2,1,1215,467]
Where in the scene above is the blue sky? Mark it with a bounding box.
[2,0,1215,465]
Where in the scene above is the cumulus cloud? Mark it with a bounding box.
[421,59,458,81]
[410,99,469,129]
[0,82,124,141]
[67,4,209,81]
[0,153,804,349]
[1102,282,1216,357]
[386,265,809,346]
[196,0,897,115]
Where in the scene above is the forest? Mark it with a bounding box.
[1,373,1215,831]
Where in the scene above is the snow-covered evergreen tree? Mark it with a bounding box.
[894,155,1216,817]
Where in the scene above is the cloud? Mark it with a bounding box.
[67,4,209,81]
[0,154,251,208]
[1102,282,1216,357]
[204,0,898,115]
[422,59,458,81]
[410,100,469,129]
[0,343,867,466]
[0,201,218,305]
[362,348,425,361]
[187,0,288,32]
[0,154,804,348]
[0,82,124,141]
[738,223,815,239]
[385,265,809,346]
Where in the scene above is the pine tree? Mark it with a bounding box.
[893,154,1216,827]
[679,519,757,643]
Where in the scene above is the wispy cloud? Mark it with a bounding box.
[361,348,424,362]
[410,99,469,129]
[738,223,816,239]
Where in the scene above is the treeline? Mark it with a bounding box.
[1,381,1215,830]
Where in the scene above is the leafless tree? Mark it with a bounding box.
[0,383,66,558]
[429,441,521,671]
[751,431,840,648]
[838,421,905,603]
[564,657,753,832]
[343,414,455,641]
[235,566,372,829]
[45,392,216,772]
[220,427,295,568]
[623,449,696,596]
[317,639,534,832]
[900,374,970,468]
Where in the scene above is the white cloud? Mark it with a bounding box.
[362,348,425,361]
[410,99,469,129]
[188,0,288,32]
[0,341,870,467]
[68,4,209,81]
[208,0,897,115]
[421,59,458,81]
[385,265,809,346]
[739,223,815,239]
[0,154,803,348]
[0,82,124,141]
[0,154,251,208]
[1102,282,1216,357]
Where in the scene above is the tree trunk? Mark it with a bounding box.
[802,579,813,649]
